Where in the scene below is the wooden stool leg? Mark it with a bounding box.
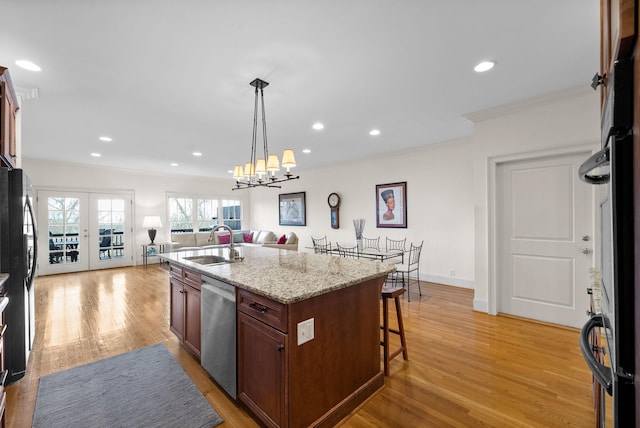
[382,296,390,376]
[394,296,408,360]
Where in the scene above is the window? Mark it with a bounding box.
[169,196,241,232]
[197,199,219,231]
[169,197,193,232]
[222,199,242,230]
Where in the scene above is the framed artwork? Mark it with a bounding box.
[376,182,407,228]
[279,192,306,226]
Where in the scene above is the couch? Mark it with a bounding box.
[169,229,299,251]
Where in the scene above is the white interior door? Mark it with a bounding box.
[37,190,133,275]
[497,152,593,328]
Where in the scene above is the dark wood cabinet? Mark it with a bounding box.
[169,276,185,342]
[598,0,635,106]
[236,279,384,428]
[0,67,18,169]
[183,282,201,357]
[237,311,287,428]
[169,264,201,359]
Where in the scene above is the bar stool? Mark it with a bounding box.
[380,286,408,376]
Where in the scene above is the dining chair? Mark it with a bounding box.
[99,235,112,259]
[362,236,380,251]
[337,243,359,259]
[312,236,332,255]
[48,239,63,264]
[385,237,406,253]
[392,240,423,301]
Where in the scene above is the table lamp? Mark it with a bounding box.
[142,216,163,244]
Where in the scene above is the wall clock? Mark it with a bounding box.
[328,192,340,229]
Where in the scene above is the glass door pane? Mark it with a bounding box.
[37,191,89,275]
[90,193,132,269]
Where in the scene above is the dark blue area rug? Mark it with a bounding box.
[32,343,223,428]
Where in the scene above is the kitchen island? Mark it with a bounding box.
[160,246,395,428]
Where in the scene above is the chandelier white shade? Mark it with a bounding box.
[232,78,299,190]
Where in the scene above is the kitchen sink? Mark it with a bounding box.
[182,255,231,265]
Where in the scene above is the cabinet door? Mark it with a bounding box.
[599,0,635,105]
[237,312,287,428]
[183,283,201,359]
[169,277,184,341]
[0,68,17,169]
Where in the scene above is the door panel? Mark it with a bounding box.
[37,191,89,275]
[497,152,593,328]
[37,190,133,275]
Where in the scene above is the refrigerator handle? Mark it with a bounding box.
[578,147,610,184]
[580,314,613,395]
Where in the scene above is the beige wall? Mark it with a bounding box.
[470,86,600,312]
[248,138,476,288]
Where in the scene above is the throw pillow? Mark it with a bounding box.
[233,232,244,243]
[243,232,253,243]
[218,233,231,244]
[277,234,287,244]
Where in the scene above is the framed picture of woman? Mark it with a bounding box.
[279,192,306,226]
[375,182,407,228]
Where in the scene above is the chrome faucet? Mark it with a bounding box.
[212,224,240,260]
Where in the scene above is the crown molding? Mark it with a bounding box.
[464,86,593,123]
[14,83,40,100]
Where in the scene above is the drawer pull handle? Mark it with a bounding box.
[249,302,268,314]
[277,344,285,351]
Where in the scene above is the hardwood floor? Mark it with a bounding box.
[7,266,601,427]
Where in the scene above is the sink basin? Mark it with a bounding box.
[182,255,231,265]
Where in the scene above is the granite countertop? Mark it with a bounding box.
[159,246,396,304]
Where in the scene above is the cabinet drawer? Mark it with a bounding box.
[169,264,201,290]
[238,289,288,333]
[183,268,201,290]
[170,264,183,280]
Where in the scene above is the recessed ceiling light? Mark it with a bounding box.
[369,129,381,136]
[474,61,495,72]
[15,60,41,71]
[312,123,324,130]
[91,153,101,157]
[227,170,234,174]
[303,149,311,154]
[170,163,178,167]
[99,136,112,142]
[192,152,202,157]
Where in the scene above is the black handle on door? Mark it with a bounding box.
[579,147,610,185]
[579,314,613,395]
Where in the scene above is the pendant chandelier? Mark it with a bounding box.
[232,78,299,190]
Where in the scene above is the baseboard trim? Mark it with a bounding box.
[473,298,488,313]
[422,274,474,290]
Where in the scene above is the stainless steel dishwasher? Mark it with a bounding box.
[201,274,237,399]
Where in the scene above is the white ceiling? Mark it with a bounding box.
[1,0,599,179]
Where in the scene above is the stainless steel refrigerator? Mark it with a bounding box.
[0,168,38,384]
[579,58,635,426]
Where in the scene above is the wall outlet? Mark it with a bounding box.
[450,269,455,277]
[297,318,315,346]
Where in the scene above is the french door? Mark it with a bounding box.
[36,190,133,275]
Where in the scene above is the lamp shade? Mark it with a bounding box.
[142,216,163,229]
[255,158,267,175]
[233,165,244,179]
[266,154,280,171]
[281,149,296,168]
